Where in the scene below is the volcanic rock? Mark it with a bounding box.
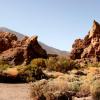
[70,20,100,61]
[0,32,17,52]
[0,32,47,65]
[70,39,84,59]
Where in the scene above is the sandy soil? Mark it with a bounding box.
[0,83,32,100]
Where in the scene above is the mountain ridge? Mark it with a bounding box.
[0,27,69,56]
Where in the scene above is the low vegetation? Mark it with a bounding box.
[31,58,46,69]
[0,60,48,82]
[91,80,100,100]
[31,62,100,99]
[87,62,100,68]
[0,57,100,99]
[0,60,12,71]
[17,64,48,82]
[46,57,80,73]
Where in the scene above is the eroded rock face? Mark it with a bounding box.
[70,20,100,61]
[0,32,47,65]
[70,39,84,59]
[0,32,17,52]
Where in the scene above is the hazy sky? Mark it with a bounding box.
[0,0,100,51]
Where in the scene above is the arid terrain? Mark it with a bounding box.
[0,83,32,100]
[0,20,100,100]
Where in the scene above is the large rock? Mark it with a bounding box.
[0,32,17,41]
[70,20,100,61]
[70,39,84,59]
[0,32,17,52]
[0,32,47,65]
[22,36,48,64]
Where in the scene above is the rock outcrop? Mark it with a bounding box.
[70,20,100,61]
[70,39,84,59]
[0,32,47,65]
[0,32,17,52]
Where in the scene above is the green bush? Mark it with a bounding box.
[0,60,12,71]
[46,57,80,73]
[68,81,81,92]
[17,64,48,82]
[31,58,46,69]
[0,60,48,82]
[91,80,100,100]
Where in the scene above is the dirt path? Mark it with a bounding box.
[0,83,32,100]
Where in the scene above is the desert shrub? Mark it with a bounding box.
[66,75,80,82]
[0,60,48,82]
[68,81,81,92]
[31,58,46,69]
[76,82,91,97]
[46,57,58,71]
[31,78,73,100]
[87,62,100,68]
[90,80,100,100]
[17,64,48,82]
[46,57,80,73]
[0,60,12,71]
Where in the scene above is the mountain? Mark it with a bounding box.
[39,42,69,56]
[0,27,69,56]
[0,27,24,40]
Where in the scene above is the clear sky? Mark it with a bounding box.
[0,0,100,51]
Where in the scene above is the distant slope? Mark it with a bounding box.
[0,27,25,40]
[0,27,69,56]
[39,42,69,56]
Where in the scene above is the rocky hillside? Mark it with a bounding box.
[0,32,47,65]
[70,20,100,62]
[0,27,69,56]
[39,42,69,56]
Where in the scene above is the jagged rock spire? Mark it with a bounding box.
[89,20,100,38]
[71,20,100,61]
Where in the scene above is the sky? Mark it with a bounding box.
[0,0,100,51]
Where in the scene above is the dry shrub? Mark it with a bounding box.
[0,60,11,71]
[76,82,90,97]
[87,62,100,68]
[0,63,47,82]
[46,57,80,73]
[31,77,72,100]
[31,58,46,69]
[90,80,100,100]
[17,64,48,82]
[68,81,81,92]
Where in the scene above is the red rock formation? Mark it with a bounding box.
[70,20,100,61]
[70,39,84,59]
[0,33,47,65]
[0,32,17,52]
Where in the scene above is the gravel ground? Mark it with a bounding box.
[0,83,32,100]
